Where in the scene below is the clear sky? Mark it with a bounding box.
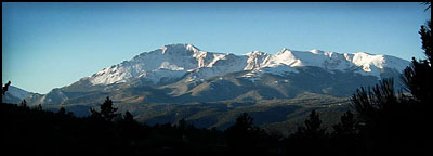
[2,2,431,94]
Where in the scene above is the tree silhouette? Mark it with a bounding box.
[225,113,268,154]
[288,109,329,155]
[90,96,119,121]
[1,81,11,95]
[123,111,134,122]
[117,110,141,145]
[100,96,118,121]
[232,113,254,131]
[396,5,431,153]
[351,78,398,121]
[225,113,253,150]
[297,109,327,139]
[403,18,432,107]
[332,110,356,135]
[331,110,359,155]
[422,2,431,15]
[419,20,431,63]
[351,7,431,153]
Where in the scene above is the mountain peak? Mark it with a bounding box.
[87,44,410,86]
[276,48,293,55]
[160,43,199,54]
[246,50,267,56]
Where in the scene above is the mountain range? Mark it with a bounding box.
[3,43,410,131]
[21,43,408,104]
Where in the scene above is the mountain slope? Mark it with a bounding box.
[2,86,30,104]
[25,43,410,106]
[86,43,408,86]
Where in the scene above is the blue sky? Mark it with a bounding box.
[2,2,431,93]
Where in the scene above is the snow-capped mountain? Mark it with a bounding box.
[86,44,247,85]
[86,43,408,86]
[24,43,410,106]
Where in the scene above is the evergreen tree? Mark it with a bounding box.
[232,113,254,131]
[288,109,328,155]
[351,16,432,151]
[394,4,432,152]
[351,77,431,153]
[2,81,11,95]
[100,96,118,121]
[90,96,119,121]
[225,113,265,154]
[331,110,359,155]
[351,78,398,121]
[117,110,141,144]
[225,113,254,143]
[420,20,431,62]
[332,110,356,135]
[298,109,327,138]
[403,18,432,107]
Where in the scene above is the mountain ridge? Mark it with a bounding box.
[14,43,409,106]
[85,43,409,86]
[4,43,412,131]
[2,86,31,104]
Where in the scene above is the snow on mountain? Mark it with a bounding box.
[349,52,409,77]
[2,86,31,104]
[89,43,246,85]
[191,53,247,81]
[89,43,199,84]
[261,49,353,70]
[7,86,30,100]
[88,43,410,85]
[244,51,269,70]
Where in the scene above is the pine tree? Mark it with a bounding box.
[299,109,327,138]
[350,10,432,150]
[232,113,254,131]
[403,18,432,107]
[225,113,260,153]
[90,96,119,121]
[332,110,356,135]
[331,110,359,154]
[288,109,328,155]
[100,96,118,121]
[2,81,11,95]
